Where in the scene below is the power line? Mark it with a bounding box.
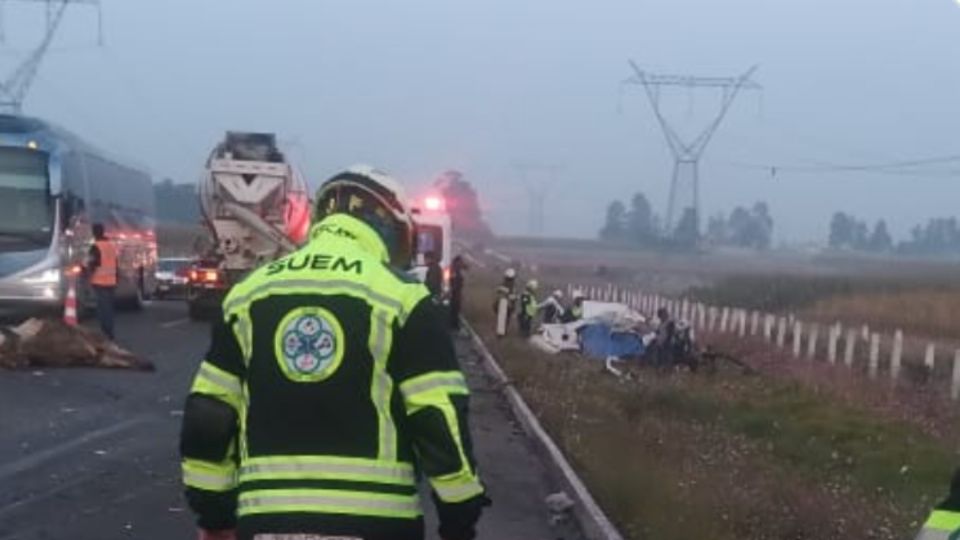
[715,154,960,178]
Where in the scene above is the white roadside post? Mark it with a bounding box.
[891,330,903,382]
[807,325,819,360]
[719,307,729,333]
[707,307,717,333]
[750,311,760,336]
[861,324,870,342]
[776,317,787,348]
[738,310,747,337]
[925,343,936,372]
[868,333,880,379]
[952,350,960,401]
[697,304,706,330]
[827,325,839,365]
[763,315,774,342]
[844,329,857,368]
[792,321,803,358]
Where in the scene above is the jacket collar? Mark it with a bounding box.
[308,214,389,263]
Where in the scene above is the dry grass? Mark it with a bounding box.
[464,272,958,540]
[686,274,960,341]
[803,290,960,339]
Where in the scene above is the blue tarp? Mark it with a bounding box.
[578,323,645,360]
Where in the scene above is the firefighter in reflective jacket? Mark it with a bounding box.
[492,268,517,333]
[518,279,539,337]
[561,290,585,323]
[180,165,488,540]
[914,469,960,539]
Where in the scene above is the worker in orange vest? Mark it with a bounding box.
[86,223,118,339]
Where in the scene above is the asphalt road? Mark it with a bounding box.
[0,301,577,540]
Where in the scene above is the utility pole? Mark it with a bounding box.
[0,0,102,113]
[514,162,560,237]
[623,61,760,234]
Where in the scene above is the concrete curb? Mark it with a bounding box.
[462,319,624,540]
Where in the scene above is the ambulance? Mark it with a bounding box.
[410,194,452,295]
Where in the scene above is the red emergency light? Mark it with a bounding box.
[423,196,444,212]
[189,269,221,284]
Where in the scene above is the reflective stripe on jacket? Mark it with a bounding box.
[91,240,118,287]
[520,292,537,318]
[180,213,483,535]
[916,510,960,539]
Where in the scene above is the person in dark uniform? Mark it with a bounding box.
[518,279,539,337]
[424,250,443,301]
[653,307,677,368]
[179,166,488,540]
[449,255,467,330]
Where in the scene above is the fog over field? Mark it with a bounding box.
[4,0,959,243]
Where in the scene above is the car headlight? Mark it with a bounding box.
[23,268,61,285]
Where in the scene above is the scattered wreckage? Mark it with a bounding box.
[0,318,153,371]
[529,300,751,377]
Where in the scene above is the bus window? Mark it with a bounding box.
[0,147,52,245]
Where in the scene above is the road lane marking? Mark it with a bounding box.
[0,415,151,482]
[160,318,190,329]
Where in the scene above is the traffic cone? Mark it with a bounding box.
[64,274,78,326]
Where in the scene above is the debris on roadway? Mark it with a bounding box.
[0,318,154,371]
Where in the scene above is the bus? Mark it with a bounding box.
[0,114,157,316]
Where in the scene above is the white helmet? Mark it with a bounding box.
[552,289,564,299]
[572,289,585,300]
[527,279,539,291]
[314,165,416,267]
[504,268,517,279]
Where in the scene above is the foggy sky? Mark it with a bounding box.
[6,0,960,244]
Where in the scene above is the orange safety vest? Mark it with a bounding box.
[91,239,118,287]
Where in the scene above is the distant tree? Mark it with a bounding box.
[626,192,656,242]
[829,212,855,248]
[718,201,774,250]
[154,178,200,224]
[751,202,774,250]
[727,206,752,246]
[433,170,493,241]
[706,213,728,245]
[868,220,893,252]
[600,200,627,241]
[899,216,960,255]
[852,221,869,250]
[673,207,699,248]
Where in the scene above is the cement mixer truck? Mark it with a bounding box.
[186,132,311,319]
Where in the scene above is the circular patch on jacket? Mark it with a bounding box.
[274,307,345,382]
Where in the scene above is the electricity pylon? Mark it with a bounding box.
[624,60,760,233]
[0,0,102,113]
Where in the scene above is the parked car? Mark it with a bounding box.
[154,257,191,299]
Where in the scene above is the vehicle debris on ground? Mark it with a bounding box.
[0,318,153,371]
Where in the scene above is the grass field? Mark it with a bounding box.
[464,272,959,539]
[686,274,960,339]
